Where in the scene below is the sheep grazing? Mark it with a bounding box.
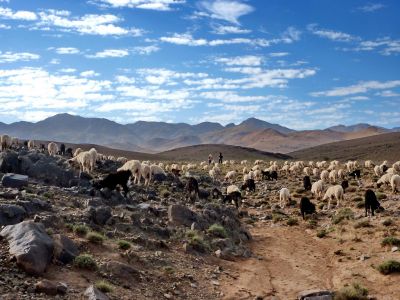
[185,177,199,201]
[341,180,349,193]
[390,174,400,193]
[348,169,361,179]
[279,188,291,209]
[374,165,383,177]
[320,170,329,182]
[303,167,311,176]
[47,142,58,156]
[299,197,316,220]
[377,173,392,188]
[27,139,35,150]
[312,168,320,177]
[118,160,142,185]
[68,151,92,173]
[337,169,346,180]
[303,176,312,191]
[365,189,383,217]
[365,160,374,168]
[223,185,241,208]
[73,147,83,157]
[241,178,255,192]
[0,134,11,151]
[311,180,324,199]
[117,157,128,164]
[253,169,262,181]
[88,148,98,171]
[140,164,151,186]
[224,170,237,183]
[150,164,166,181]
[93,170,132,194]
[328,170,338,183]
[323,185,344,210]
[171,169,181,177]
[262,170,278,181]
[11,137,19,148]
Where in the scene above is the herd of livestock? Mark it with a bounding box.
[1,134,399,221]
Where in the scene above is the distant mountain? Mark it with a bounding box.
[0,113,392,154]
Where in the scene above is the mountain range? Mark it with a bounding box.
[0,113,397,154]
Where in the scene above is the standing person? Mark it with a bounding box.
[208,153,213,165]
[218,152,223,164]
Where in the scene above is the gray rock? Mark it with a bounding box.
[84,285,110,300]
[53,234,79,264]
[1,173,28,188]
[298,289,333,300]
[168,204,198,227]
[102,260,140,286]
[0,151,20,173]
[0,221,54,275]
[35,279,67,295]
[86,206,112,225]
[16,198,52,215]
[0,204,27,226]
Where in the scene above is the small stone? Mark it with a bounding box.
[360,254,370,261]
[211,280,220,286]
[164,293,173,299]
[392,246,398,252]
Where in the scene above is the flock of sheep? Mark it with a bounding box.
[1,134,400,220]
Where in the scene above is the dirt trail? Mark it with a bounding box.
[220,224,336,299]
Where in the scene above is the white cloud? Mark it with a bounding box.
[198,0,254,25]
[345,37,400,56]
[216,55,263,66]
[59,68,76,73]
[87,49,130,58]
[49,58,60,64]
[54,47,80,54]
[270,52,289,57]
[358,3,385,12]
[211,24,250,35]
[92,0,185,11]
[0,51,39,63]
[0,6,37,21]
[311,80,400,97]
[281,26,301,43]
[0,23,10,29]
[200,91,266,102]
[307,24,359,42]
[376,90,400,97]
[133,45,160,55]
[80,70,100,77]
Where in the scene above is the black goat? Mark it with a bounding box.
[60,143,66,155]
[262,170,278,181]
[66,147,73,158]
[348,169,361,179]
[93,170,131,194]
[185,177,199,200]
[223,191,241,208]
[365,189,383,217]
[303,176,312,191]
[211,188,222,199]
[299,197,316,220]
[171,169,181,177]
[341,180,349,193]
[241,178,256,192]
[382,165,388,173]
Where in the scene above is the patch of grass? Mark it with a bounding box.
[377,260,400,275]
[286,217,298,226]
[347,186,357,193]
[46,228,54,236]
[334,283,368,300]
[87,232,105,244]
[73,254,97,270]
[159,188,170,198]
[163,266,175,274]
[382,218,394,227]
[352,196,363,202]
[376,192,387,200]
[117,240,131,250]
[332,208,354,225]
[186,230,209,252]
[317,229,328,238]
[356,202,364,209]
[307,219,318,229]
[73,224,89,237]
[381,236,400,247]
[95,280,113,293]
[272,213,285,223]
[65,223,74,231]
[42,192,52,198]
[207,224,228,238]
[353,220,371,229]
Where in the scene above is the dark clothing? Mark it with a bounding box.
[218,153,223,164]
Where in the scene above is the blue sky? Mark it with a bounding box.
[0,0,399,129]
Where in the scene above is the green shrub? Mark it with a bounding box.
[332,208,354,225]
[87,232,105,244]
[377,260,400,275]
[117,240,131,250]
[381,236,400,247]
[95,280,113,293]
[163,266,175,274]
[286,218,298,226]
[74,254,97,270]
[334,283,368,300]
[272,213,285,223]
[207,224,228,238]
[376,192,387,200]
[65,223,74,231]
[159,189,170,198]
[353,220,371,229]
[73,224,89,237]
[317,229,327,238]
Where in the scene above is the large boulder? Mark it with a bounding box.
[102,261,140,287]
[86,206,112,225]
[0,221,54,275]
[1,173,28,188]
[16,198,52,215]
[168,204,198,227]
[298,289,333,300]
[84,285,110,300]
[0,204,27,226]
[53,234,79,264]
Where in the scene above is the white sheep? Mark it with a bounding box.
[0,134,11,151]
[47,142,58,156]
[27,140,35,150]
[242,167,249,174]
[377,173,392,187]
[240,160,248,165]
[303,167,311,176]
[279,188,291,209]
[337,169,346,180]
[141,164,151,186]
[320,170,329,182]
[150,164,166,179]
[365,160,374,168]
[73,147,83,157]
[11,137,19,147]
[248,170,255,180]
[252,165,260,171]
[117,157,128,164]
[224,170,237,183]
[209,169,218,181]
[312,168,320,177]
[68,151,91,173]
[390,174,400,193]
[118,160,142,185]
[329,170,338,183]
[323,185,344,209]
[227,184,240,194]
[88,148,97,171]
[311,180,324,199]
[374,165,383,177]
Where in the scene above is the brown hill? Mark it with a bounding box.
[289,132,400,162]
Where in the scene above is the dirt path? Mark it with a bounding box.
[219,224,336,299]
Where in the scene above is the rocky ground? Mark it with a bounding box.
[0,149,400,299]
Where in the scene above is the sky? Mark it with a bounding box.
[0,0,399,129]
